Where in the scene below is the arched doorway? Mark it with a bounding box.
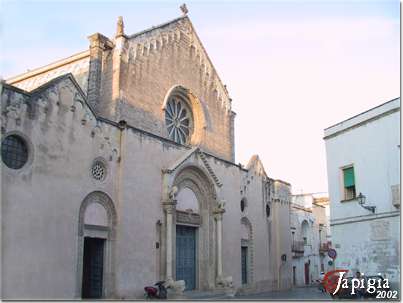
[175,187,199,290]
[301,220,310,285]
[171,166,217,291]
[76,191,116,299]
[240,217,254,286]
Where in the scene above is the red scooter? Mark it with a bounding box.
[144,281,169,299]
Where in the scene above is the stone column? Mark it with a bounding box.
[163,200,177,282]
[213,207,225,281]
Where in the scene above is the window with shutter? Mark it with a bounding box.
[342,166,356,200]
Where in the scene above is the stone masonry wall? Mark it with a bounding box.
[106,17,234,161]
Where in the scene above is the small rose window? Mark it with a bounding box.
[91,161,106,181]
[165,97,193,144]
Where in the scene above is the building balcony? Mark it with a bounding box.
[292,240,304,256]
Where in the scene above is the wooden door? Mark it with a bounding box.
[176,225,196,290]
[241,246,248,285]
[82,237,105,298]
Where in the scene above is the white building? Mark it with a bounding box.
[324,98,400,289]
[290,193,332,286]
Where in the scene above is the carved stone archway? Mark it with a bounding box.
[175,166,217,290]
[76,191,117,299]
[163,165,220,291]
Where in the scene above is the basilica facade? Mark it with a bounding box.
[1,13,292,299]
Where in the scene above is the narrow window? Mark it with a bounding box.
[343,166,356,200]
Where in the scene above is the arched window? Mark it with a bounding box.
[240,198,247,213]
[301,220,309,245]
[266,204,271,218]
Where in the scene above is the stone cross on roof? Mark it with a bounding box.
[180,3,188,15]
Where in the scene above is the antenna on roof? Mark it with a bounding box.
[180,3,188,15]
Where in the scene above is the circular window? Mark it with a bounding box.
[266,204,271,218]
[1,135,29,169]
[165,97,193,144]
[91,161,106,181]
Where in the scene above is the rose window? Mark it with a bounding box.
[165,97,193,144]
[91,161,106,181]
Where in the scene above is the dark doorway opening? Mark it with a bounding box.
[241,246,248,285]
[304,262,310,285]
[176,225,196,290]
[293,266,296,286]
[82,237,105,298]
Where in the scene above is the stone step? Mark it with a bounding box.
[183,289,228,299]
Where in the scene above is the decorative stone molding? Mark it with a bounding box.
[162,147,222,193]
[176,210,201,225]
[78,191,117,238]
[198,151,222,188]
[213,206,225,221]
[162,200,177,214]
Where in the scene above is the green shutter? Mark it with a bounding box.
[343,167,355,187]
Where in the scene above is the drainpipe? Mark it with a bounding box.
[112,119,126,297]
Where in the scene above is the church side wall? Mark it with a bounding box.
[112,129,185,298]
[1,82,120,299]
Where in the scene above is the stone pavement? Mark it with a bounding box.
[236,286,332,300]
[184,286,332,300]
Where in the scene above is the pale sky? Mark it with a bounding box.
[1,0,400,194]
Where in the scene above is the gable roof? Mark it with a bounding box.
[246,154,268,177]
[126,15,231,108]
[163,146,223,188]
[128,16,187,39]
[3,73,97,118]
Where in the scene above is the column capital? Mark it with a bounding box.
[163,200,177,214]
[213,207,225,220]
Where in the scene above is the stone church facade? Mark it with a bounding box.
[1,13,292,299]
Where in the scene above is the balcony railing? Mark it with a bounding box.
[292,240,305,253]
